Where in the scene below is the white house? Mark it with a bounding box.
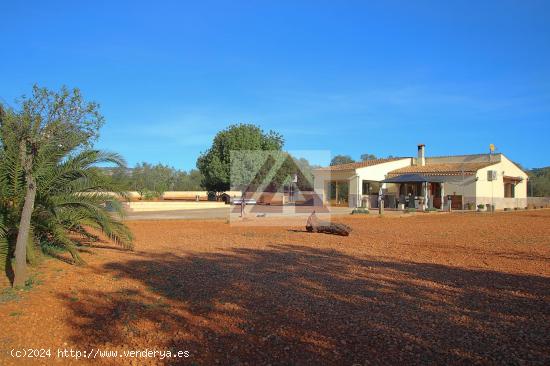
[313,145,528,210]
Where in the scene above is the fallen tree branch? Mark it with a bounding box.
[305,211,352,236]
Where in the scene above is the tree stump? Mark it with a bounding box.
[305,211,352,236]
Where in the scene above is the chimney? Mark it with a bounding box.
[417,144,425,166]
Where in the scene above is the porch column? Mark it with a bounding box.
[424,182,429,210]
[440,182,445,210]
[355,176,363,207]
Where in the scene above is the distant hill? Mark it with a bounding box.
[528,166,550,196]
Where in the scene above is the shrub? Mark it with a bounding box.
[477,204,485,210]
[351,208,369,215]
[140,189,161,201]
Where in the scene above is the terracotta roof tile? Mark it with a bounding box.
[387,162,497,177]
[316,157,409,171]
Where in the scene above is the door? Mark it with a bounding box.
[329,181,349,206]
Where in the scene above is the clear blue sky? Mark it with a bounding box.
[1,1,549,169]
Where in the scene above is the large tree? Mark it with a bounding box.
[360,153,377,161]
[528,167,550,196]
[130,162,176,197]
[0,85,108,287]
[197,124,284,195]
[330,155,354,166]
[173,169,204,191]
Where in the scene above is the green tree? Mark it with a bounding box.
[130,162,176,198]
[528,167,550,196]
[0,85,131,286]
[330,155,354,166]
[110,164,205,196]
[197,124,284,196]
[360,153,377,161]
[173,169,204,191]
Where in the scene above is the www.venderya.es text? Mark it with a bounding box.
[10,348,190,360]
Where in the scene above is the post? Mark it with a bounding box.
[440,183,445,210]
[461,169,465,211]
[378,186,384,215]
[240,191,246,218]
[424,182,429,211]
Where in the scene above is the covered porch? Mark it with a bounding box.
[381,174,446,210]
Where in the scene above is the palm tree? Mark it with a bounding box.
[0,90,132,285]
[0,147,133,279]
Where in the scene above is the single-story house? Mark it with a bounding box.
[313,145,528,210]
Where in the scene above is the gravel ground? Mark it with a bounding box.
[1,210,549,365]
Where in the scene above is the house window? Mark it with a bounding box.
[362,180,381,195]
[362,181,369,195]
[504,183,515,198]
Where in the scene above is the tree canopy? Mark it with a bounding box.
[360,153,377,161]
[197,124,284,194]
[330,155,355,166]
[110,163,204,196]
[528,167,550,196]
[0,85,131,286]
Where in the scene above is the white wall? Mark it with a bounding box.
[313,158,412,207]
[313,170,356,204]
[351,158,412,207]
[475,155,528,209]
[441,176,477,208]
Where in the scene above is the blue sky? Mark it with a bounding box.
[1,1,549,169]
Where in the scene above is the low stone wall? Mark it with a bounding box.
[124,201,226,212]
[162,191,242,200]
[527,197,550,208]
[95,191,242,201]
[474,197,549,210]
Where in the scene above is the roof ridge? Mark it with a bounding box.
[388,161,499,177]
[315,157,411,171]
[425,153,500,159]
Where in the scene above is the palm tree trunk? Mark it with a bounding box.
[13,141,36,288]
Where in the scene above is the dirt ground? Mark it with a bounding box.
[1,210,550,365]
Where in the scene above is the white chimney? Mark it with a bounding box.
[417,144,425,166]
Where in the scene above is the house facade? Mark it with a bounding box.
[313,145,528,210]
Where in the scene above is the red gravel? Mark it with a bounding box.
[1,210,550,365]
